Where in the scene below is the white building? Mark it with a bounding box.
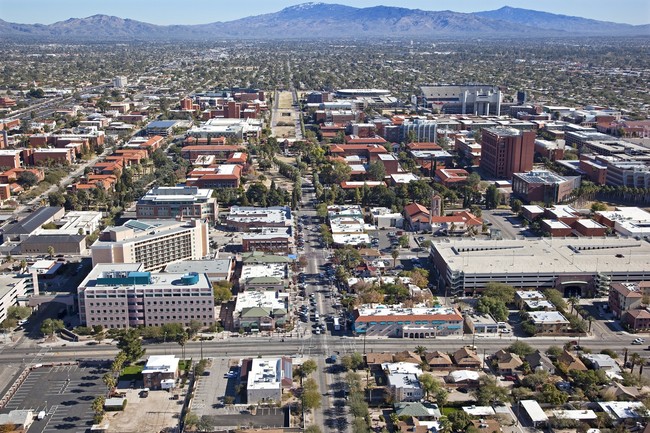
[352,304,463,338]
[0,275,30,323]
[246,357,292,404]
[382,362,424,402]
[113,76,128,88]
[239,263,287,291]
[528,311,570,335]
[91,219,209,271]
[136,186,218,222]
[421,85,502,115]
[186,118,261,140]
[37,211,102,236]
[596,207,650,238]
[226,206,293,231]
[370,207,404,229]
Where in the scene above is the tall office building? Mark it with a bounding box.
[78,263,215,329]
[91,219,209,271]
[480,128,535,179]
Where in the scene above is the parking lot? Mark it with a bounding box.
[104,385,181,433]
[4,362,107,433]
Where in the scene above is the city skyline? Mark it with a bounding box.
[1,0,648,26]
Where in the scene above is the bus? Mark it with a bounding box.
[333,317,341,331]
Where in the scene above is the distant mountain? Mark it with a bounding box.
[475,6,649,35]
[1,2,648,41]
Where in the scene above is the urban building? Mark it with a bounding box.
[622,309,650,331]
[142,355,179,390]
[78,263,215,328]
[352,304,464,338]
[19,234,86,255]
[370,207,404,229]
[1,206,65,242]
[113,76,128,88]
[91,219,209,271]
[403,202,431,232]
[512,170,580,204]
[435,168,470,188]
[242,227,293,253]
[383,362,424,402]
[186,164,243,189]
[608,282,647,318]
[480,128,535,179]
[464,313,499,335]
[595,207,650,238]
[527,311,570,335]
[239,262,288,291]
[0,275,30,324]
[186,118,262,141]
[145,120,180,137]
[165,258,234,283]
[245,357,292,404]
[233,291,288,331]
[430,237,650,296]
[420,85,502,115]
[136,186,218,222]
[225,206,293,232]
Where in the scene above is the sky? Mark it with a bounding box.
[0,0,649,26]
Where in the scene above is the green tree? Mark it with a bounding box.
[447,410,472,432]
[302,389,322,410]
[511,199,523,214]
[544,289,568,311]
[473,376,510,406]
[17,171,39,188]
[366,161,387,181]
[414,345,427,358]
[102,372,116,391]
[476,297,509,322]
[213,281,233,304]
[391,249,400,268]
[398,235,409,248]
[47,245,55,259]
[40,318,64,337]
[333,246,362,269]
[7,305,31,320]
[116,329,145,363]
[177,330,189,360]
[485,184,501,209]
[590,201,608,213]
[540,383,568,404]
[483,282,516,304]
[305,426,323,433]
[508,341,535,357]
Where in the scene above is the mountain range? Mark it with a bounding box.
[0,3,648,41]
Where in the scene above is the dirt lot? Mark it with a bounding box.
[105,387,182,433]
[274,91,297,138]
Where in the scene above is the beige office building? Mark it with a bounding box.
[91,219,209,271]
[78,263,215,329]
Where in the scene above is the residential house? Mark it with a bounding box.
[492,350,523,375]
[525,350,555,374]
[425,351,454,370]
[429,211,482,235]
[557,350,588,372]
[393,351,423,365]
[394,402,441,420]
[452,347,482,369]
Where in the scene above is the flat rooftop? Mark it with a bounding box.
[356,304,460,319]
[514,170,568,184]
[164,259,232,277]
[227,206,292,225]
[80,263,212,290]
[431,237,650,278]
[247,358,281,390]
[240,263,286,281]
[235,290,286,313]
[528,311,569,324]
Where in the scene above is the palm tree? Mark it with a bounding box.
[568,297,579,315]
[629,353,643,373]
[391,249,399,268]
[414,345,427,359]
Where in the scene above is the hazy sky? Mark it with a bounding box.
[1,0,649,26]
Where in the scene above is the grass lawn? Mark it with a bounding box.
[178,360,192,371]
[442,407,460,416]
[119,365,144,381]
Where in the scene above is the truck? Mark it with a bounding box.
[333,317,341,331]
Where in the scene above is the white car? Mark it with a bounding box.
[632,338,645,345]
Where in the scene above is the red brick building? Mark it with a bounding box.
[0,149,22,169]
[435,168,470,187]
[480,128,535,179]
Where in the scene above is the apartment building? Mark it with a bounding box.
[136,186,218,223]
[608,282,645,318]
[420,85,502,115]
[242,227,293,253]
[0,275,30,324]
[480,128,535,180]
[78,263,215,329]
[91,219,208,271]
[351,304,464,338]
